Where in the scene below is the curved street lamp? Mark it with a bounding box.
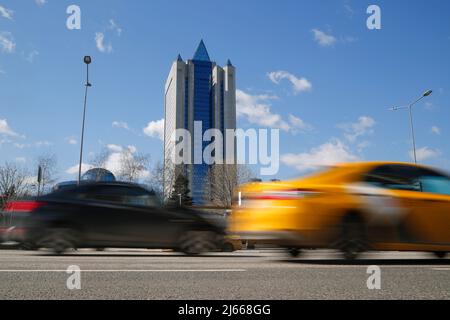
[78,56,92,184]
[389,90,433,164]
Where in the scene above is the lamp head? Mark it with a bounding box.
[423,90,432,97]
[83,56,92,65]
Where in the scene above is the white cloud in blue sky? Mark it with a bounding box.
[281,138,359,172]
[95,32,112,53]
[311,28,337,46]
[0,32,15,53]
[34,0,47,6]
[0,5,13,20]
[268,71,312,95]
[143,119,164,141]
[431,126,441,135]
[0,119,19,136]
[410,147,441,162]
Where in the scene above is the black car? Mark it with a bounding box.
[21,182,225,254]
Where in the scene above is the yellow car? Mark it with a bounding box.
[229,162,450,259]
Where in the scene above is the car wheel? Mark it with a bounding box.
[339,216,367,260]
[20,242,38,251]
[434,251,447,258]
[222,242,235,252]
[179,231,217,255]
[288,248,301,258]
[44,228,77,255]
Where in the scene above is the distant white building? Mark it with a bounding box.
[164,40,236,204]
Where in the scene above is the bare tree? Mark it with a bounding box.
[117,150,150,183]
[35,153,57,194]
[0,162,29,209]
[89,147,151,183]
[90,147,110,168]
[146,161,164,200]
[146,158,178,204]
[204,164,256,208]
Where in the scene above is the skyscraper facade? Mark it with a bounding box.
[164,40,236,204]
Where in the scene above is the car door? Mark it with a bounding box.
[75,185,144,245]
[119,188,182,247]
[415,169,450,245]
[364,164,450,246]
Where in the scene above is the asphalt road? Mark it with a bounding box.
[0,248,448,300]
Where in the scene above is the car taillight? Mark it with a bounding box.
[4,201,47,213]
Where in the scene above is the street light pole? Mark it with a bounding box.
[408,104,417,164]
[78,56,92,184]
[390,90,432,164]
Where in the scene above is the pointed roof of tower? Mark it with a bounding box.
[193,39,211,62]
[177,54,183,61]
[226,59,233,66]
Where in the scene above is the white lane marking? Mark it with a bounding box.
[0,269,246,273]
[432,268,450,271]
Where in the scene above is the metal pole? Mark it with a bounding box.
[78,63,90,184]
[408,105,417,164]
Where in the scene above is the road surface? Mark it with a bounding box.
[0,248,448,299]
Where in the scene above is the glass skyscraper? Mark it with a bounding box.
[164,40,236,205]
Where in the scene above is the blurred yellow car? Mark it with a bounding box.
[229,162,450,259]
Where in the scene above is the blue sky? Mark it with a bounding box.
[0,0,449,182]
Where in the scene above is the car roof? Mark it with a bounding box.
[239,161,447,191]
[52,181,152,193]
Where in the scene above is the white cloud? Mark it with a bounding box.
[107,144,123,153]
[25,49,39,63]
[108,19,122,36]
[236,89,290,131]
[66,144,146,178]
[0,32,15,53]
[66,137,77,145]
[35,0,47,6]
[344,3,355,18]
[13,143,26,149]
[410,147,441,162]
[338,116,376,143]
[127,145,137,154]
[431,126,441,135]
[15,157,26,163]
[35,140,52,147]
[105,149,150,179]
[0,119,18,136]
[357,140,371,151]
[143,118,164,140]
[342,36,358,43]
[66,163,93,175]
[268,71,312,94]
[0,5,13,20]
[281,139,359,172]
[89,145,148,179]
[311,29,337,47]
[95,32,112,53]
[288,114,312,132]
[112,121,130,130]
[11,140,51,149]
